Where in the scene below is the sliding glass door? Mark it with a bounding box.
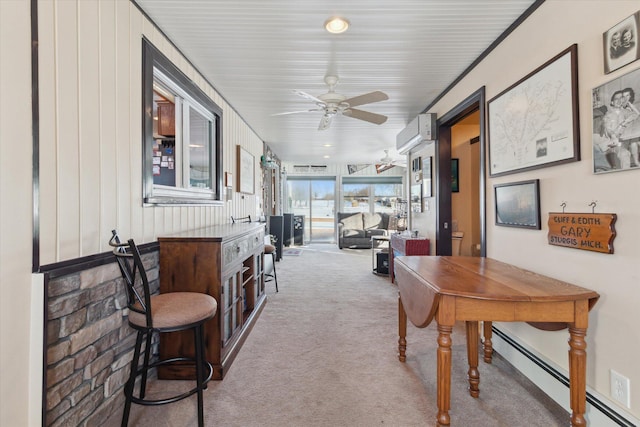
[286,178,336,243]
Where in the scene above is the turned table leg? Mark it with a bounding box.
[568,325,588,426]
[466,321,480,398]
[398,295,407,362]
[437,322,453,426]
[568,299,590,427]
[482,320,493,363]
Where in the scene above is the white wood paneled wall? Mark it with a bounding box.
[1,1,37,426]
[37,0,263,265]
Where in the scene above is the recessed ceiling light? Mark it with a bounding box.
[324,17,349,34]
[323,144,332,147]
[323,155,330,159]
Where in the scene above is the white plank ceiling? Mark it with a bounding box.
[134,0,540,164]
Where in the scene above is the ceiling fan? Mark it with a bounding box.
[379,149,406,166]
[274,75,388,130]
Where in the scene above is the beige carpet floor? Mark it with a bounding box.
[105,244,568,427]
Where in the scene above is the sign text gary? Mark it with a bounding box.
[547,213,616,254]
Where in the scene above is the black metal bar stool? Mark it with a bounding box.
[264,243,278,292]
[110,231,217,427]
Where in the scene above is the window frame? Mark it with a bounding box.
[341,176,403,214]
[142,38,223,205]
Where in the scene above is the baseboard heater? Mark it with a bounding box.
[492,327,637,427]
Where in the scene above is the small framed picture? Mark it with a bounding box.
[494,179,541,230]
[451,158,459,193]
[410,184,422,213]
[422,156,432,198]
[604,11,640,74]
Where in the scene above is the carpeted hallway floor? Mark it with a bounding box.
[105,243,568,427]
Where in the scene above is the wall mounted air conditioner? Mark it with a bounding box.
[396,113,436,154]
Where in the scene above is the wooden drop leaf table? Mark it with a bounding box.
[394,256,599,427]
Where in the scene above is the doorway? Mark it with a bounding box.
[436,88,486,257]
[286,177,336,243]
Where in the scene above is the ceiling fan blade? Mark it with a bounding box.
[343,108,388,125]
[343,91,388,108]
[318,114,333,131]
[293,89,325,105]
[272,108,322,116]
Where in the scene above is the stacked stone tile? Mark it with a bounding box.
[45,250,159,426]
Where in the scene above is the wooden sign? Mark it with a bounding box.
[547,213,616,254]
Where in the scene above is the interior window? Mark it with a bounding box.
[142,38,223,205]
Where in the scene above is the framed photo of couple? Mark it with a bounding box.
[592,67,640,174]
[603,11,640,74]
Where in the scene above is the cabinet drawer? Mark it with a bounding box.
[222,229,264,266]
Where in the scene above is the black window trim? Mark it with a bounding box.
[142,37,224,205]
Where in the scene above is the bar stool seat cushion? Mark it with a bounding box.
[128,292,217,329]
[264,244,276,254]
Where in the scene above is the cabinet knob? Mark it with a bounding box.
[235,245,240,253]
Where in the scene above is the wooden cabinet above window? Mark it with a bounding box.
[156,101,175,136]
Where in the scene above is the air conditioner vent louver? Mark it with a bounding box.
[292,165,328,173]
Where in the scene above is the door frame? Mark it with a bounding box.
[435,87,486,256]
[285,176,337,243]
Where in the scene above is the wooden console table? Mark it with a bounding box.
[394,256,599,426]
[158,222,266,380]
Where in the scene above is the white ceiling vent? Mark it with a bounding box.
[292,165,328,173]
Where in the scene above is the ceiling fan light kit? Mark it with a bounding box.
[276,74,389,130]
[324,16,349,34]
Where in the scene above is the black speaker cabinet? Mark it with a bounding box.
[268,215,284,261]
[376,252,389,275]
[283,213,294,247]
[293,215,304,245]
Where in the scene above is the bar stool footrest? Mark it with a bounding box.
[127,357,213,406]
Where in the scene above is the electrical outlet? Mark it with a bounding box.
[610,369,631,408]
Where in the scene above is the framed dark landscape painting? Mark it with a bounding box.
[494,179,541,230]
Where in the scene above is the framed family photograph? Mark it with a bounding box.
[494,179,541,230]
[604,11,640,74]
[488,45,580,177]
[592,66,640,174]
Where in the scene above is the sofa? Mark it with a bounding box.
[337,212,390,249]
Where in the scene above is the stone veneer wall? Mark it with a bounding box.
[45,249,159,426]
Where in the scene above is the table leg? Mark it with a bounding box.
[466,321,480,398]
[437,323,453,426]
[483,321,493,363]
[568,325,588,427]
[398,295,407,362]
